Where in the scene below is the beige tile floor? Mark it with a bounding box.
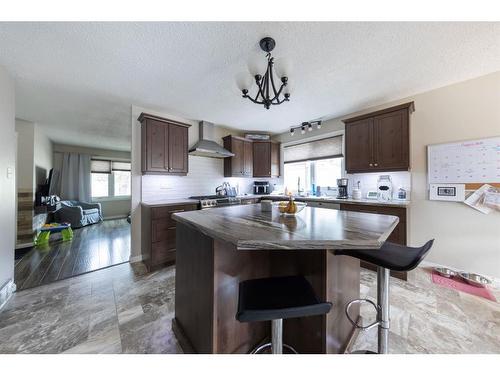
[0,262,498,354]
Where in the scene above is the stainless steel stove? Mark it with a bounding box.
[189,195,241,209]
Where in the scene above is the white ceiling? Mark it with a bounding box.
[0,22,499,151]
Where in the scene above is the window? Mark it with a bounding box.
[283,136,343,194]
[284,158,342,194]
[91,159,131,199]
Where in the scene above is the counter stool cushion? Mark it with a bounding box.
[236,275,332,323]
[336,240,434,272]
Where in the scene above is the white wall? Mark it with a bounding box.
[0,65,16,291]
[274,71,500,278]
[15,119,35,191]
[33,125,53,188]
[131,105,279,261]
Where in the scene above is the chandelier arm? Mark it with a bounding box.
[254,83,263,102]
[268,60,280,99]
[256,70,268,102]
[264,63,271,102]
[245,95,264,105]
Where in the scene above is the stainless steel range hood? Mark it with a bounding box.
[188,121,235,158]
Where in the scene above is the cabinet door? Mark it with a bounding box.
[145,119,168,173]
[373,109,409,171]
[270,142,280,177]
[231,138,244,176]
[345,118,374,172]
[253,142,271,177]
[168,124,188,174]
[243,140,253,176]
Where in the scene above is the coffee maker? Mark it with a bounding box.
[336,178,349,199]
[253,181,271,195]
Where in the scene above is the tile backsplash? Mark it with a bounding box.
[141,155,280,201]
[346,171,411,200]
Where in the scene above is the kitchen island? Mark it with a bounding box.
[172,204,399,354]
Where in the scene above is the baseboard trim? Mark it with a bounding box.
[103,215,129,220]
[0,279,16,311]
[129,255,143,263]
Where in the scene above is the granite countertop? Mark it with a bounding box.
[141,194,410,208]
[263,195,410,207]
[172,204,399,251]
[141,198,199,207]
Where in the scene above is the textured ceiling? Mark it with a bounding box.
[0,22,499,151]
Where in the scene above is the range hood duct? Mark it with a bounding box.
[188,121,235,158]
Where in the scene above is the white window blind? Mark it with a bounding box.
[284,136,343,164]
[91,160,131,173]
[111,161,131,171]
[90,159,111,174]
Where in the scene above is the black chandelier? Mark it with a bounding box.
[290,120,322,136]
[241,37,290,110]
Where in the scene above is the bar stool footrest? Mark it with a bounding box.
[345,298,381,331]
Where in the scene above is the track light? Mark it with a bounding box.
[290,120,323,136]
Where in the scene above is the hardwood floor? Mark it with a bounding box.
[14,219,130,291]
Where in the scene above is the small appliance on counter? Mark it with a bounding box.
[377,175,393,202]
[336,178,349,199]
[352,181,362,200]
[253,181,271,195]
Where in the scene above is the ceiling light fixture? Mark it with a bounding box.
[241,37,290,110]
[290,120,323,136]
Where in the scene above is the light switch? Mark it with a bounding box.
[6,167,13,179]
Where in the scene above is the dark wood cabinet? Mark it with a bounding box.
[223,136,253,177]
[340,203,407,280]
[139,113,190,175]
[253,140,280,178]
[141,203,198,270]
[344,102,413,173]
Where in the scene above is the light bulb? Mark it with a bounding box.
[290,128,295,136]
[301,126,305,134]
[317,122,322,130]
[308,124,313,132]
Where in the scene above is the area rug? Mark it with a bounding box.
[431,271,497,302]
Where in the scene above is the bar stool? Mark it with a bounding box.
[337,239,434,354]
[236,275,332,354]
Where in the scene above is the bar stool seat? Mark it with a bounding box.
[236,275,332,353]
[337,240,434,272]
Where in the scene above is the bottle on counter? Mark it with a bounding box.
[397,187,407,200]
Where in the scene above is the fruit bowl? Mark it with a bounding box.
[272,201,307,216]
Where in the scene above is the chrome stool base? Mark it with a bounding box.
[250,319,298,354]
[251,343,298,354]
[345,267,390,354]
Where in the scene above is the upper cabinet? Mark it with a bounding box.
[253,140,280,178]
[139,113,191,175]
[343,102,414,173]
[223,135,253,177]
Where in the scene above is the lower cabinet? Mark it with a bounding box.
[340,203,407,280]
[141,203,198,270]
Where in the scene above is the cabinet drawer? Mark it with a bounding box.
[151,204,197,220]
[151,241,176,265]
[152,221,176,243]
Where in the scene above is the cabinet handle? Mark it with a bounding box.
[169,209,185,214]
[374,163,378,167]
[369,163,373,167]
